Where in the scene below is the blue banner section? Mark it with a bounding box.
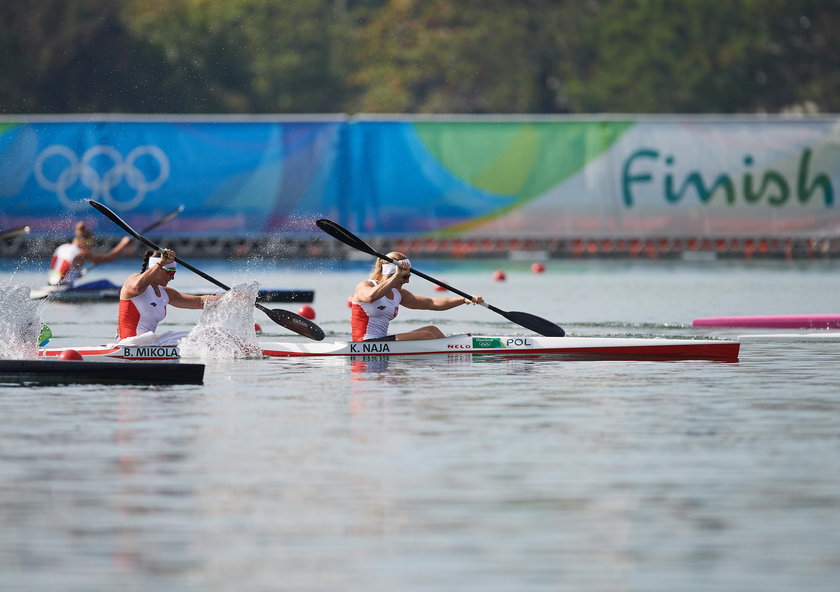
[0,120,344,237]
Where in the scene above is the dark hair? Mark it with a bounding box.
[140,250,163,272]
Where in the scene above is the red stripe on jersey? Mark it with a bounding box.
[118,300,141,339]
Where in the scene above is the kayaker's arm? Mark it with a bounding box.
[80,236,133,264]
[399,290,483,311]
[165,288,218,310]
[352,271,405,303]
[120,267,158,299]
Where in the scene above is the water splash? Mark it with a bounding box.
[0,285,41,359]
[179,282,263,359]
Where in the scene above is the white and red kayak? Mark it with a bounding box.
[39,344,181,361]
[40,335,740,362]
[260,334,740,362]
[693,314,840,329]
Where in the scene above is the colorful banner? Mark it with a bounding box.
[0,119,343,237]
[1,117,838,238]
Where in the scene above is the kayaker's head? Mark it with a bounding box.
[141,249,178,284]
[372,251,411,284]
[73,222,94,248]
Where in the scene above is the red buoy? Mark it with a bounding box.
[493,270,506,282]
[254,323,263,336]
[298,305,316,320]
[434,285,447,292]
[58,349,84,361]
[531,262,545,273]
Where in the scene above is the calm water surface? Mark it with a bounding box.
[1,258,839,591]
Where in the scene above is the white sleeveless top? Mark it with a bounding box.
[118,284,169,339]
[350,283,401,340]
[48,242,83,286]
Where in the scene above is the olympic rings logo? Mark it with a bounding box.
[34,144,170,210]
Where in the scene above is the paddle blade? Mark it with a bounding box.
[258,304,325,341]
[500,310,566,337]
[316,219,381,258]
[0,225,31,241]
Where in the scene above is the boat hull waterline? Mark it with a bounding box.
[260,335,741,362]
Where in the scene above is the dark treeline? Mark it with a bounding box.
[2,0,838,115]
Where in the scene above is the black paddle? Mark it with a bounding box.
[0,225,30,241]
[136,204,186,234]
[88,200,325,341]
[316,219,565,337]
[79,204,185,278]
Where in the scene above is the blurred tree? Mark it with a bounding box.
[124,0,350,113]
[562,0,840,113]
[0,0,220,113]
[347,0,583,113]
[1,0,838,114]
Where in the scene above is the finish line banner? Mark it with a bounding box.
[1,116,838,238]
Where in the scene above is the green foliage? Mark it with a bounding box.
[0,0,838,114]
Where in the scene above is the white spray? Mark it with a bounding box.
[0,285,41,359]
[179,282,263,359]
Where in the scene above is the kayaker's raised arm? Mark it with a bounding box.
[117,248,219,345]
[48,222,134,287]
[348,252,482,342]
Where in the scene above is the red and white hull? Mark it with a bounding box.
[260,334,740,362]
[39,344,181,361]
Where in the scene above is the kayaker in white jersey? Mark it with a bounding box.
[116,248,218,346]
[48,221,133,286]
[350,251,483,342]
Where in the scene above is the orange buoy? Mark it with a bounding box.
[493,270,506,282]
[298,305,316,320]
[254,323,263,336]
[531,262,545,273]
[58,349,84,361]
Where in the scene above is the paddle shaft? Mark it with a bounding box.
[89,201,230,289]
[135,205,184,234]
[368,250,489,308]
[350,245,513,317]
[315,219,565,336]
[88,200,325,340]
[81,205,184,277]
[0,226,30,241]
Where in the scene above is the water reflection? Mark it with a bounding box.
[349,355,391,376]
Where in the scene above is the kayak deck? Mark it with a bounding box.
[39,344,181,361]
[260,334,740,362]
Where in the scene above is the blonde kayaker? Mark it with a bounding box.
[350,251,483,342]
[116,248,218,346]
[48,221,133,286]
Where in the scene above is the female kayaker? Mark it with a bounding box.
[350,251,483,341]
[48,221,133,286]
[116,248,218,345]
